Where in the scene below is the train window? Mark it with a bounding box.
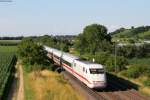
[53,55,60,59]
[90,68,104,74]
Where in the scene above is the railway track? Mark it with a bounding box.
[62,71,150,100]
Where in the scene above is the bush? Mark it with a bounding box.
[18,38,52,72]
[143,78,150,87]
[94,52,109,65]
[105,55,115,72]
[119,70,128,77]
[126,66,140,78]
[105,55,127,72]
[80,51,128,73]
[123,64,149,78]
[116,56,128,71]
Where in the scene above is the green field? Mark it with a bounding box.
[0,44,18,99]
[0,52,17,99]
[129,58,150,65]
[0,46,17,53]
[0,40,21,43]
[0,40,21,46]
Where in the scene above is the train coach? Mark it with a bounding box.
[44,46,107,88]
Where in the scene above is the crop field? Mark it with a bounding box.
[0,46,17,53]
[0,40,21,43]
[0,44,17,99]
[0,40,21,46]
[0,53,17,98]
[0,40,18,53]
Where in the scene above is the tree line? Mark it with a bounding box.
[17,24,150,86]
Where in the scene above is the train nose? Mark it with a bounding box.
[92,81,107,88]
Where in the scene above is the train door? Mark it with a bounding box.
[82,67,87,81]
[72,60,76,76]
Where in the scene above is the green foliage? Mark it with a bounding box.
[94,52,109,65]
[0,40,20,46]
[60,42,69,52]
[105,55,115,72]
[138,30,150,39]
[18,38,50,71]
[110,28,126,35]
[36,35,56,48]
[117,44,148,58]
[143,79,150,87]
[122,64,149,78]
[74,24,112,55]
[129,58,150,66]
[74,34,88,55]
[80,51,128,72]
[125,66,140,78]
[112,26,150,39]
[105,55,128,72]
[0,46,17,53]
[36,35,70,52]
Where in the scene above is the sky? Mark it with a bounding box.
[0,0,150,36]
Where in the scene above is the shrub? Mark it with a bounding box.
[116,56,128,71]
[126,66,140,78]
[80,51,128,73]
[105,55,127,72]
[143,78,150,87]
[123,64,149,78]
[105,55,115,72]
[94,52,109,65]
[119,70,128,77]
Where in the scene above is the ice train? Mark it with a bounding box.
[44,46,107,88]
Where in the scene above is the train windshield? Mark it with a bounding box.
[90,68,104,74]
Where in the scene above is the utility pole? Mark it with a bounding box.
[115,41,117,73]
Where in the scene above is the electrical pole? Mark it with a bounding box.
[115,41,117,73]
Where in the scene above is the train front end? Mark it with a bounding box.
[88,64,107,89]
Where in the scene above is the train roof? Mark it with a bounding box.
[75,60,103,68]
[53,49,63,57]
[44,46,103,68]
[62,52,79,63]
[77,60,95,64]
[44,45,53,52]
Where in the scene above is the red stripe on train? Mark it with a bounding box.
[62,63,91,84]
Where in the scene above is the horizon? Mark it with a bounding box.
[0,0,150,36]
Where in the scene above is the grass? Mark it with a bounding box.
[23,68,85,100]
[118,57,150,96]
[23,65,35,100]
[129,58,150,65]
[0,46,17,53]
[0,40,21,43]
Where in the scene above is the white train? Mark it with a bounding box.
[44,46,107,88]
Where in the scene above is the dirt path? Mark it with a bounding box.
[16,62,24,100]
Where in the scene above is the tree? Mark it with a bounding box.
[105,55,127,72]
[18,38,49,71]
[75,24,111,55]
[74,33,88,55]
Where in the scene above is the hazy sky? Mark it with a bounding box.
[0,0,150,36]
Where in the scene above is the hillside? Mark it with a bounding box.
[111,26,150,40]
